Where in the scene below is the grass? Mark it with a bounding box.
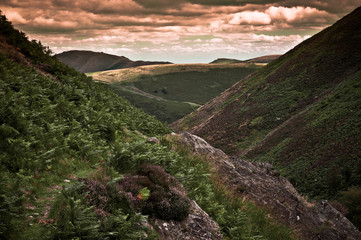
[247,69,361,200]
[91,63,261,123]
[165,135,295,240]
[109,133,296,240]
[110,86,198,123]
[170,7,361,229]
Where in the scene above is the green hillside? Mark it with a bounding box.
[171,7,361,228]
[0,12,294,239]
[91,63,261,123]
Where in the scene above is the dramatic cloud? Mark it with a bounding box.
[229,11,272,25]
[0,0,359,62]
[227,6,337,28]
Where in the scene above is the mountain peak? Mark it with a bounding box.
[55,50,172,73]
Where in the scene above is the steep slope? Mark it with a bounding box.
[171,6,361,215]
[55,50,172,73]
[91,63,261,123]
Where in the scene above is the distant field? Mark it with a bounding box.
[89,63,262,123]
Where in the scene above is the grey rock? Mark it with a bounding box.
[147,137,160,144]
[178,131,361,240]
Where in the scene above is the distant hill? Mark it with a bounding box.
[210,58,244,64]
[210,55,281,64]
[55,50,172,73]
[90,63,261,123]
[171,6,361,228]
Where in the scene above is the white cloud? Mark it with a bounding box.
[266,6,333,23]
[229,11,271,25]
[210,20,225,31]
[209,38,223,43]
[226,6,336,28]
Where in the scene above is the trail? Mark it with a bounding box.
[120,85,201,107]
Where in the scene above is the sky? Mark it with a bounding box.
[0,1,360,63]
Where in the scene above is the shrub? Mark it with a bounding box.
[137,164,181,191]
[150,188,191,221]
[118,164,191,221]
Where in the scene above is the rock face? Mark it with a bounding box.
[153,200,223,240]
[179,131,361,240]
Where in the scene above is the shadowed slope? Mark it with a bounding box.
[171,6,361,205]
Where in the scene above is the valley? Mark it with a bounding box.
[90,63,262,123]
[1,4,361,240]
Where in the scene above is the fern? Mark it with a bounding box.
[102,210,154,240]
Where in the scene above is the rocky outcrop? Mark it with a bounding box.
[179,131,361,240]
[152,200,223,240]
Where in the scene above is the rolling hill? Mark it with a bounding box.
[210,55,281,64]
[55,50,172,73]
[171,6,361,227]
[90,63,262,123]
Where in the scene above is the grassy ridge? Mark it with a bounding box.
[91,63,261,123]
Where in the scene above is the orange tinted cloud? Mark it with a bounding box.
[0,0,358,62]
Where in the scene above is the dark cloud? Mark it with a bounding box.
[185,0,361,15]
[1,0,53,9]
[187,0,280,6]
[280,0,361,15]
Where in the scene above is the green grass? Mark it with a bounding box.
[248,69,361,200]
[91,63,261,123]
[124,67,258,104]
[110,86,198,123]
[170,7,361,229]
[108,133,295,240]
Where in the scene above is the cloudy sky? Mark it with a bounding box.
[1,1,360,63]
